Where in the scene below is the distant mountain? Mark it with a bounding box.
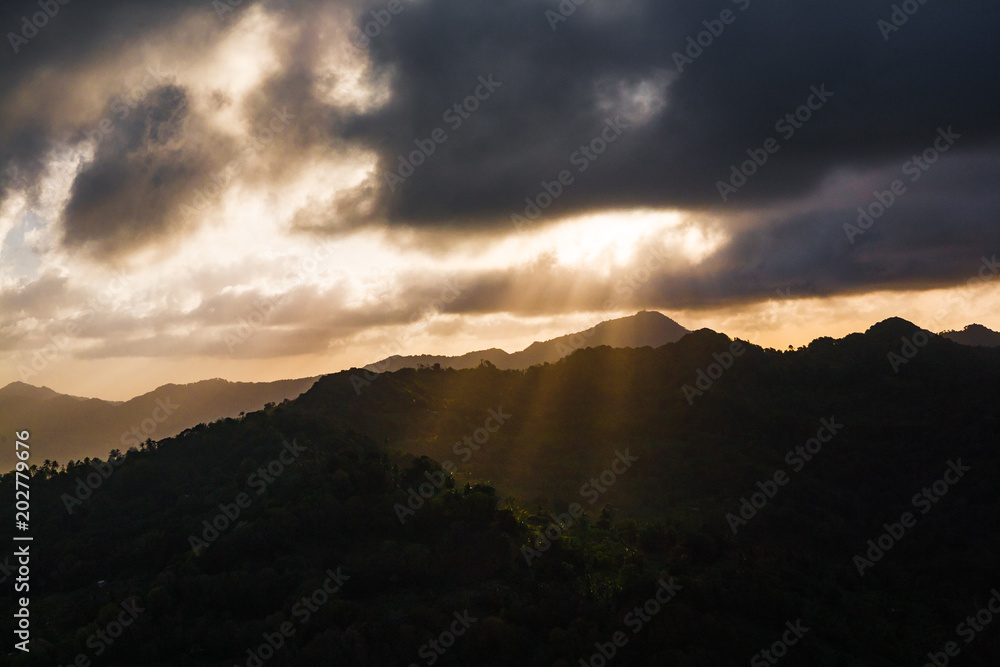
[0,381,94,402]
[7,317,1000,664]
[941,323,1000,347]
[0,377,319,471]
[367,310,690,372]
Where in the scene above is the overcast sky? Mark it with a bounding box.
[1,0,998,399]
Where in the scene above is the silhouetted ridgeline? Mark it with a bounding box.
[1,319,999,665]
[0,312,686,472]
[941,323,1000,347]
[365,310,689,372]
[0,377,320,472]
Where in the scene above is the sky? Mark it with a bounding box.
[0,0,998,400]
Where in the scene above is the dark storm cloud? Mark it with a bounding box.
[379,153,1000,316]
[284,0,997,306]
[337,0,1000,227]
[0,0,262,260]
[0,0,211,195]
[59,84,230,257]
[0,0,360,260]
[1,0,997,307]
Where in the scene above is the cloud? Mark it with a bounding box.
[0,0,998,382]
[59,84,231,258]
[329,0,1000,228]
[0,270,69,320]
[0,0,210,196]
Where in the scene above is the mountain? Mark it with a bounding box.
[941,323,1000,347]
[0,376,319,472]
[4,317,999,665]
[0,312,689,472]
[305,317,995,512]
[367,310,690,372]
[0,381,92,402]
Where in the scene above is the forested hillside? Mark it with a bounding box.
[2,319,999,665]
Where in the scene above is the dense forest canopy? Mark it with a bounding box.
[2,319,999,665]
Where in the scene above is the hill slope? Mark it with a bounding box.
[2,318,999,665]
[367,310,689,372]
[941,323,1000,347]
[305,318,999,514]
[0,377,319,472]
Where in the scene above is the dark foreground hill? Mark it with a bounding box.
[2,318,999,666]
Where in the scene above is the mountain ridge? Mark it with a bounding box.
[4,316,999,664]
[3,314,988,472]
[366,310,690,372]
[0,376,320,471]
[0,312,687,470]
[941,323,1000,347]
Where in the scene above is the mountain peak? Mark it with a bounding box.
[580,310,689,348]
[868,316,919,329]
[363,311,690,373]
[865,317,924,337]
[941,323,1000,347]
[0,382,64,401]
